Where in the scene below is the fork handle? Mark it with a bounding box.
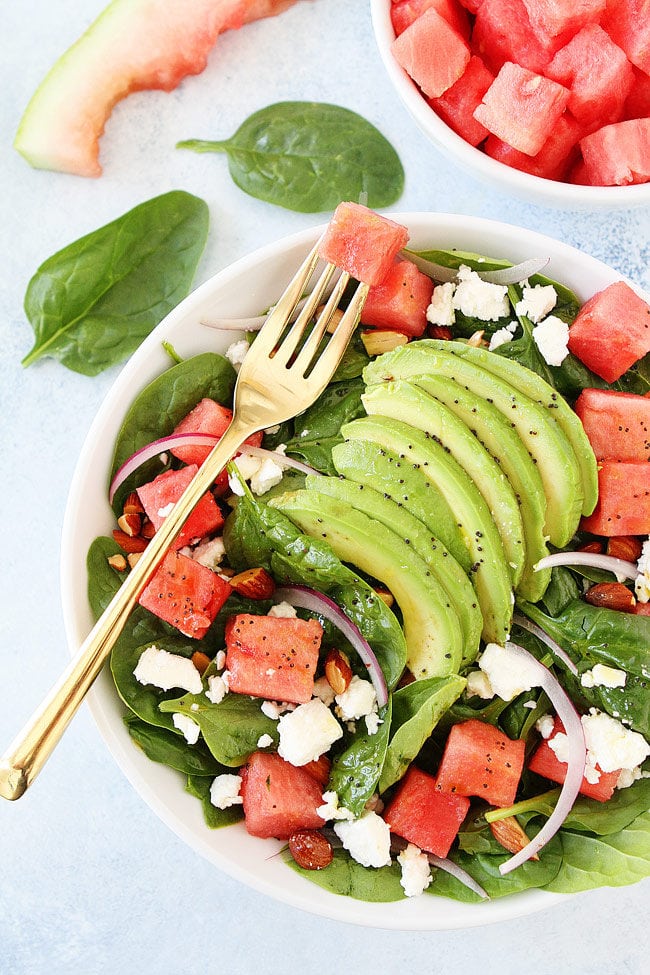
[0,417,254,800]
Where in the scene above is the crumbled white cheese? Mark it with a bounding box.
[466,669,495,700]
[225,338,250,370]
[365,711,383,736]
[250,456,284,495]
[581,664,627,689]
[635,537,650,603]
[267,601,298,619]
[335,676,377,721]
[536,713,555,740]
[477,643,538,701]
[205,673,229,704]
[172,712,201,745]
[397,843,432,897]
[317,790,354,822]
[426,282,456,327]
[549,709,650,786]
[453,265,510,321]
[523,700,538,709]
[265,424,281,435]
[261,700,295,720]
[532,315,569,366]
[210,773,243,809]
[133,645,202,695]
[333,811,392,869]
[488,321,518,351]
[191,535,226,569]
[616,767,648,790]
[277,699,343,765]
[312,675,335,706]
[215,650,227,670]
[157,502,174,519]
[256,733,274,749]
[515,284,557,323]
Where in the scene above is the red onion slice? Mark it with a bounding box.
[427,853,489,900]
[535,551,637,581]
[273,584,388,707]
[497,642,586,876]
[512,612,578,676]
[402,251,549,286]
[201,277,339,332]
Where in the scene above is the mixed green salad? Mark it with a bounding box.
[87,243,650,906]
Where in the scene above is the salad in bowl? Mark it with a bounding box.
[62,210,650,929]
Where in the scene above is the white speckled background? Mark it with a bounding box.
[0,2,648,972]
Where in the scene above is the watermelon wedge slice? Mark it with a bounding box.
[14,0,299,177]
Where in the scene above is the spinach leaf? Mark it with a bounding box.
[284,379,366,474]
[185,775,244,829]
[328,702,392,816]
[22,191,209,375]
[177,102,404,213]
[379,676,466,793]
[124,714,222,776]
[563,778,650,836]
[546,809,650,893]
[286,848,406,901]
[541,566,581,617]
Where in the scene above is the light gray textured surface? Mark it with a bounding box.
[0,2,648,973]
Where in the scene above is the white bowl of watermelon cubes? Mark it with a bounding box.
[60,205,650,930]
[372,0,650,208]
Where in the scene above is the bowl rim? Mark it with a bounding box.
[370,0,650,208]
[60,211,640,930]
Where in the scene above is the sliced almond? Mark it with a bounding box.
[585,582,636,612]
[140,517,156,540]
[229,566,275,599]
[360,329,409,357]
[490,816,538,859]
[127,552,143,569]
[578,540,604,554]
[324,648,352,695]
[112,529,148,553]
[318,304,344,335]
[117,512,141,537]
[192,651,211,675]
[607,536,643,563]
[107,554,127,572]
[288,829,333,870]
[123,491,145,516]
[467,329,486,348]
[427,325,453,341]
[374,586,394,609]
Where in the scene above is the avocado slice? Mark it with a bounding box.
[339,416,513,646]
[364,343,583,547]
[423,340,598,516]
[270,490,464,678]
[362,380,525,589]
[305,474,483,665]
[379,372,551,602]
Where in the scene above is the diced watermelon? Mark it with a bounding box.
[136,465,224,550]
[624,67,650,120]
[528,716,620,801]
[171,398,262,466]
[581,461,650,535]
[545,25,634,127]
[391,7,471,98]
[225,614,323,703]
[319,202,409,287]
[138,550,231,639]
[600,0,650,77]
[575,388,650,462]
[383,766,470,857]
[567,281,650,381]
[472,0,558,75]
[303,755,332,788]
[474,62,570,156]
[457,0,482,11]
[484,112,582,179]
[434,719,526,807]
[580,118,650,185]
[240,751,326,839]
[429,56,495,146]
[521,0,606,38]
[391,0,470,39]
[360,258,433,336]
[14,0,299,177]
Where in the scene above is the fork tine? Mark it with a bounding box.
[291,270,350,375]
[272,261,339,367]
[252,238,322,357]
[307,281,370,388]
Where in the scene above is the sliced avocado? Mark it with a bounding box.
[381,372,551,602]
[362,380,525,589]
[270,490,464,678]
[364,343,583,548]
[424,340,598,516]
[305,474,483,665]
[339,416,513,646]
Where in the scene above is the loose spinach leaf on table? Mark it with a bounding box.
[23,191,209,375]
[177,102,404,212]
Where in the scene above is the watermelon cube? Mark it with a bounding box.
[383,766,470,857]
[624,67,650,120]
[528,716,620,802]
[580,118,650,185]
[430,56,495,146]
[545,25,634,127]
[240,751,326,839]
[391,7,471,98]
[484,112,582,179]
[138,550,231,639]
[225,613,323,703]
[137,465,224,550]
[434,719,526,807]
[391,0,470,39]
[634,603,650,616]
[472,0,558,75]
[319,202,409,286]
[474,62,570,156]
[580,461,650,536]
[521,0,606,38]
[171,398,263,467]
[360,258,433,336]
[567,281,650,381]
[600,0,650,77]
[575,388,650,462]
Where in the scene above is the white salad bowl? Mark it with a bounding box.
[370,0,650,211]
[61,213,631,930]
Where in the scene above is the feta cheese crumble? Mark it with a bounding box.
[466,669,494,700]
[335,676,377,721]
[333,811,392,869]
[536,714,555,740]
[476,643,539,702]
[250,455,284,495]
[256,733,274,749]
[397,844,432,897]
[515,284,557,323]
[312,675,336,706]
[277,699,343,765]
[426,282,456,326]
[317,790,354,822]
[133,645,202,695]
[205,673,229,704]
[191,535,226,569]
[225,339,250,370]
[488,321,518,351]
[210,773,243,809]
[173,712,201,745]
[261,700,295,720]
[635,537,650,603]
[452,265,510,321]
[581,664,627,689]
[267,601,298,619]
[532,314,569,366]
[548,709,650,786]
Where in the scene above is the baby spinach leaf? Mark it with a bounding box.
[124,715,222,776]
[23,191,209,375]
[178,102,404,213]
[541,566,581,617]
[546,809,650,893]
[185,775,244,829]
[283,378,366,475]
[328,702,392,816]
[286,848,405,901]
[563,778,650,836]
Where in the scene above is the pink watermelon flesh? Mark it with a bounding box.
[522,0,606,38]
[391,0,470,39]
[580,117,650,184]
[568,280,650,381]
[472,0,560,75]
[485,112,582,179]
[474,62,570,155]
[391,7,471,98]
[430,55,495,146]
[319,202,409,287]
[360,258,433,336]
[170,398,263,467]
[624,67,650,119]
[14,0,299,176]
[136,464,224,550]
[600,0,650,77]
[240,752,326,839]
[138,550,231,639]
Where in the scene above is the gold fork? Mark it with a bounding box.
[0,238,369,801]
